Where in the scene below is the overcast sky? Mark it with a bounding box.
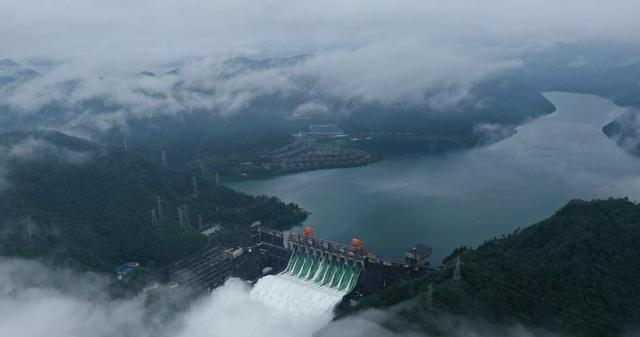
[1,0,640,67]
[1,0,639,135]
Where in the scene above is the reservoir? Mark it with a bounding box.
[230,92,639,264]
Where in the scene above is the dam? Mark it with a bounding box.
[249,227,365,314]
[169,224,432,312]
[251,225,431,311]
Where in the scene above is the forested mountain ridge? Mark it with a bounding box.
[512,41,640,108]
[0,57,556,173]
[0,130,307,272]
[99,74,555,172]
[0,58,40,88]
[354,198,640,337]
[603,109,640,155]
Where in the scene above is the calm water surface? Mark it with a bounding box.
[230,92,640,263]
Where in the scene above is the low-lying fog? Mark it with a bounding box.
[0,257,563,337]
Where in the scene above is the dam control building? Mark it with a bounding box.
[169,224,432,299]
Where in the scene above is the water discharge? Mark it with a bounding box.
[250,249,360,315]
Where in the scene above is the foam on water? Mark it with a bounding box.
[250,275,345,315]
[250,250,360,316]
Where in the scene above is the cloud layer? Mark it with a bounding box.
[0,257,570,337]
[2,0,640,63]
[0,136,92,193]
[1,0,639,137]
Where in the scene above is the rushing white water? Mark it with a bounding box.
[250,250,360,315]
[250,275,345,315]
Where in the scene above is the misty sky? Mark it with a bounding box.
[2,0,640,68]
[1,0,639,134]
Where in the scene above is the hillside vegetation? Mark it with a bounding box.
[603,109,640,155]
[0,58,557,175]
[356,198,640,337]
[0,130,307,272]
[512,41,640,108]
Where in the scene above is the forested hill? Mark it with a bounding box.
[511,41,640,108]
[0,57,558,170]
[341,77,556,135]
[356,198,640,337]
[0,130,307,272]
[602,109,640,155]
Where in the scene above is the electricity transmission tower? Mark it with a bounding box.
[151,209,159,227]
[426,283,433,309]
[156,196,164,218]
[453,256,462,282]
[161,150,168,168]
[191,176,199,199]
